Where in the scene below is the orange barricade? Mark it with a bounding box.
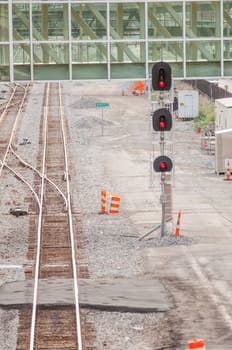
[99,190,120,214]
[224,160,232,181]
[109,194,121,214]
[188,338,205,350]
[175,210,181,236]
[100,190,108,214]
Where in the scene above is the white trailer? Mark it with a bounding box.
[215,128,232,174]
[215,97,232,131]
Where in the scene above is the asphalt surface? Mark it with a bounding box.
[0,278,172,312]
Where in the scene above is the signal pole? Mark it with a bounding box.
[160,173,166,237]
[151,61,173,238]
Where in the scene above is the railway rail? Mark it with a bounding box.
[27,82,82,350]
[0,82,96,349]
[0,83,31,175]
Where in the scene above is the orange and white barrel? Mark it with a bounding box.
[109,194,120,214]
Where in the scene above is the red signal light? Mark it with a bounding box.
[153,155,173,173]
[158,68,165,89]
[159,116,166,129]
[160,161,167,170]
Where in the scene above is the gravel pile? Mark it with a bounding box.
[139,234,194,247]
[70,96,98,109]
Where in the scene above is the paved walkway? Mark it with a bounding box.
[0,278,172,312]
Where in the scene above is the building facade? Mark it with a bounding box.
[0,0,232,81]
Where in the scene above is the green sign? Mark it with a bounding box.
[96,102,109,107]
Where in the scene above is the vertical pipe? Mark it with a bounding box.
[68,0,72,80]
[183,0,186,78]
[160,174,166,237]
[145,0,149,80]
[30,0,34,80]
[220,0,224,77]
[8,0,14,81]
[107,0,111,80]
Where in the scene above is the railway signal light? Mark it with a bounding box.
[152,62,172,91]
[153,155,173,173]
[152,108,172,131]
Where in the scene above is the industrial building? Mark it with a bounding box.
[0,1,232,81]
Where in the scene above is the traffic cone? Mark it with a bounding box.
[175,210,181,236]
[224,160,232,181]
[99,190,108,214]
[188,338,205,350]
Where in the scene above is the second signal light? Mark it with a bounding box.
[152,108,172,132]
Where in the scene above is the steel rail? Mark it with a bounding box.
[29,82,82,349]
[0,83,27,116]
[0,84,18,123]
[58,82,83,350]
[0,83,31,178]
[29,83,50,350]
[10,145,68,210]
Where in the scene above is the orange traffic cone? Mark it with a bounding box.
[175,210,181,236]
[188,338,205,350]
[224,160,232,181]
[99,190,108,214]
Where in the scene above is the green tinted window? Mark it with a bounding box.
[148,2,183,39]
[110,3,145,40]
[71,3,107,40]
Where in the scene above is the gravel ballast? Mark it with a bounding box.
[0,80,218,349]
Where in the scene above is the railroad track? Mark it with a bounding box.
[0,82,96,349]
[0,83,31,171]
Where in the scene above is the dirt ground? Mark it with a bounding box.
[1,80,232,350]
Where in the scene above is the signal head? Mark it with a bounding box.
[153,155,173,173]
[152,108,172,132]
[152,62,172,91]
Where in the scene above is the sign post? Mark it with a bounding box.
[96,102,110,135]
